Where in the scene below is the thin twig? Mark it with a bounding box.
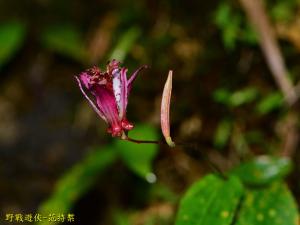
[239,0,300,158]
[239,0,297,106]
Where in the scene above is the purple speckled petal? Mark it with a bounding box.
[119,68,128,119]
[127,65,148,93]
[94,85,120,130]
[75,76,108,123]
[112,68,122,117]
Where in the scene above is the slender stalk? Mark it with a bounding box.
[239,0,297,106]
[123,136,161,144]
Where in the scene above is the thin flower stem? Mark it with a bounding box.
[124,136,161,144]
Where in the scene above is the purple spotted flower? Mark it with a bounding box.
[75,60,147,137]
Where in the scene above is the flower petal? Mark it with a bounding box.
[94,85,120,129]
[119,68,128,119]
[112,67,128,119]
[78,72,91,89]
[75,76,108,123]
[127,65,148,93]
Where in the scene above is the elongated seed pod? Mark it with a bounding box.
[161,70,175,147]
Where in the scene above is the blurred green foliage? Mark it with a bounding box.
[37,147,118,225]
[109,27,141,62]
[214,0,298,50]
[213,87,259,107]
[40,24,141,66]
[115,124,159,181]
[113,210,131,225]
[213,118,232,149]
[256,92,283,115]
[40,24,88,64]
[214,2,257,49]
[231,156,292,186]
[37,125,159,225]
[113,182,177,225]
[148,183,178,204]
[0,21,26,69]
[270,0,298,22]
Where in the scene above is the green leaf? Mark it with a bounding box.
[109,27,141,62]
[213,87,258,107]
[175,175,244,225]
[40,24,87,63]
[115,124,158,182]
[215,2,231,27]
[0,21,26,69]
[213,89,231,105]
[256,92,283,115]
[241,22,257,44]
[37,147,117,225]
[214,2,239,49]
[271,1,296,22]
[229,87,258,107]
[235,182,299,225]
[231,156,292,186]
[223,16,240,49]
[214,119,232,149]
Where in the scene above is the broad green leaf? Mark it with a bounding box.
[256,92,283,115]
[37,147,117,225]
[115,124,158,182]
[109,27,141,62]
[175,175,244,225]
[231,156,292,186]
[40,24,87,63]
[0,21,26,69]
[235,182,299,225]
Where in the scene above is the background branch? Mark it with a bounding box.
[239,0,299,157]
[239,0,298,106]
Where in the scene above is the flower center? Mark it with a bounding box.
[86,66,113,90]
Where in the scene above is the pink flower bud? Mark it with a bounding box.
[161,70,175,147]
